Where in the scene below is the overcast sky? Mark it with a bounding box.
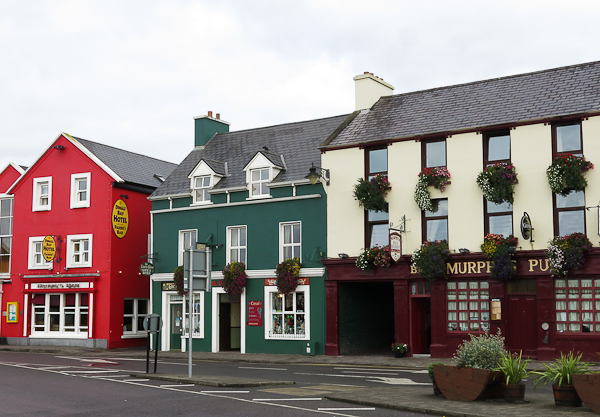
[2,0,600,172]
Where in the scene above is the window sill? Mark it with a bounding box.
[30,333,88,339]
[246,195,273,201]
[32,206,51,212]
[266,336,309,341]
[191,201,213,206]
[70,204,90,209]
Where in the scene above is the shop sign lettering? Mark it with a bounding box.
[42,235,56,262]
[30,282,90,290]
[248,300,263,326]
[162,282,177,291]
[264,278,309,286]
[410,258,550,275]
[112,199,129,238]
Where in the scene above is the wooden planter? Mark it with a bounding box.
[572,373,600,413]
[432,380,444,398]
[432,364,503,401]
[553,384,582,407]
[503,383,525,403]
[393,351,405,358]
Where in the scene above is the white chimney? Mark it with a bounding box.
[354,72,394,111]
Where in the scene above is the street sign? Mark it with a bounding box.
[143,314,163,334]
[184,249,208,291]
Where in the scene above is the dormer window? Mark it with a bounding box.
[193,176,211,203]
[250,168,270,197]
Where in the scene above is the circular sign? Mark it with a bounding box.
[520,212,532,241]
[139,262,155,276]
[42,235,57,262]
[112,199,129,238]
[541,322,549,331]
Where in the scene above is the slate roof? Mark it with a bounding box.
[73,137,178,189]
[151,114,349,199]
[323,61,600,148]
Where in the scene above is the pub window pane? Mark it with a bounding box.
[556,124,582,153]
[489,215,512,237]
[369,148,387,173]
[488,134,510,161]
[426,141,446,167]
[558,211,585,236]
[556,191,585,208]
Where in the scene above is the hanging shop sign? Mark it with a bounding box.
[112,199,129,238]
[248,301,263,327]
[390,231,402,262]
[520,212,533,241]
[139,262,155,276]
[42,235,57,262]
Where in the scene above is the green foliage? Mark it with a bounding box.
[428,362,445,380]
[476,162,518,204]
[391,342,408,353]
[547,153,594,196]
[173,265,186,296]
[493,351,533,385]
[481,234,518,281]
[356,245,391,271]
[352,174,391,212]
[276,257,301,294]
[222,261,248,295]
[414,167,451,211]
[411,240,449,281]
[453,330,506,370]
[533,351,592,388]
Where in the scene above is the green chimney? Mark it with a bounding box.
[194,112,230,147]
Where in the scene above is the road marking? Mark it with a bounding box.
[341,370,399,375]
[39,366,70,370]
[253,398,322,401]
[92,374,133,379]
[201,390,250,394]
[318,407,376,411]
[238,366,287,371]
[55,356,118,364]
[63,370,121,374]
[334,367,399,372]
[161,384,195,388]
[295,371,430,385]
[124,379,149,382]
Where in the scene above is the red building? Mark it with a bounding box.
[1,134,176,348]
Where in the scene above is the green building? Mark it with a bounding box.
[149,112,348,354]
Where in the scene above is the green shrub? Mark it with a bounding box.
[534,351,592,388]
[493,350,532,384]
[428,362,445,380]
[453,330,506,370]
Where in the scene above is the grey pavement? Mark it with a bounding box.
[1,344,599,417]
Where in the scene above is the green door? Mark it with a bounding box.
[170,298,183,350]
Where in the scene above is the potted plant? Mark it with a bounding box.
[546,232,593,277]
[276,257,301,294]
[356,245,391,271]
[353,173,391,212]
[476,162,519,204]
[547,153,594,196]
[493,350,533,402]
[173,265,186,296]
[222,261,248,295]
[533,351,592,407]
[414,167,451,211]
[411,240,449,281]
[391,342,408,358]
[572,372,600,413]
[481,234,518,280]
[434,330,506,401]
[428,362,445,397]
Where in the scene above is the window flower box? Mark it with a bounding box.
[276,257,301,294]
[546,232,592,277]
[222,261,248,295]
[356,245,391,271]
[411,240,449,281]
[476,162,518,204]
[414,167,451,211]
[352,174,391,212]
[547,153,594,197]
[481,234,518,280]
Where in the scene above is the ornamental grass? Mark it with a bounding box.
[546,232,593,277]
[476,162,518,204]
[547,153,594,197]
[352,174,391,212]
[222,261,248,295]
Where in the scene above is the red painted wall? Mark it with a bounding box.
[1,135,152,348]
[0,164,22,193]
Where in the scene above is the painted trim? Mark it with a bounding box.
[211,286,247,354]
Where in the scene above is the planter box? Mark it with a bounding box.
[553,384,582,407]
[572,373,600,413]
[433,364,502,401]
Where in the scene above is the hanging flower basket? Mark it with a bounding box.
[353,174,391,212]
[222,261,248,295]
[412,240,449,281]
[414,167,451,211]
[546,232,593,277]
[547,153,594,197]
[173,265,186,296]
[476,163,518,204]
[481,234,518,280]
[356,245,391,271]
[276,258,301,294]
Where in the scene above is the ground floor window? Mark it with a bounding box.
[182,292,204,338]
[555,278,600,333]
[123,298,149,335]
[446,280,490,332]
[31,293,88,336]
[265,285,309,339]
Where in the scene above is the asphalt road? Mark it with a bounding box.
[0,351,432,417]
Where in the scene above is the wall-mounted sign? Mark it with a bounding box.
[139,262,155,276]
[30,282,90,290]
[390,232,402,262]
[264,278,309,286]
[162,282,177,291]
[6,302,18,323]
[520,212,533,241]
[42,235,57,262]
[112,199,129,238]
[248,300,263,326]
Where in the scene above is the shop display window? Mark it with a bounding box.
[446,280,490,332]
[123,298,149,334]
[265,285,309,340]
[555,278,600,333]
[31,293,88,336]
[182,292,204,338]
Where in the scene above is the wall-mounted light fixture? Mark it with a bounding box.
[120,194,129,199]
[305,163,330,186]
[52,145,65,150]
[338,253,349,258]
[458,248,470,254]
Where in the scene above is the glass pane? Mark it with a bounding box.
[427,219,448,241]
[556,190,585,208]
[240,228,246,246]
[123,316,133,331]
[78,179,87,191]
[202,177,210,187]
[284,293,294,311]
[293,224,300,243]
[230,228,238,245]
[368,210,389,221]
[124,299,134,315]
[138,299,148,314]
[0,199,11,217]
[296,292,305,312]
[556,124,581,153]
[425,199,448,217]
[558,210,585,236]
[251,170,260,181]
[488,134,510,161]
[261,183,269,195]
[489,214,513,237]
[0,218,10,235]
[1,237,11,254]
[260,169,269,181]
[487,201,512,213]
[284,225,291,244]
[272,293,282,312]
[370,223,389,247]
[369,148,387,174]
[0,255,9,273]
[426,141,446,167]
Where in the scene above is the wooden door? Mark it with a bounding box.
[506,295,537,357]
[411,298,430,354]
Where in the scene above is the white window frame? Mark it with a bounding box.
[122,298,149,337]
[28,236,52,270]
[32,176,52,211]
[280,221,301,262]
[66,234,93,268]
[192,175,212,204]
[249,167,270,198]
[226,225,247,265]
[31,293,89,338]
[264,284,310,340]
[178,229,197,265]
[70,172,91,208]
[182,291,205,339]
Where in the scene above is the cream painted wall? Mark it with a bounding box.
[322,147,365,257]
[323,115,600,258]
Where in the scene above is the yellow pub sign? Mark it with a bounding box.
[112,199,129,238]
[42,235,57,262]
[410,258,551,276]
